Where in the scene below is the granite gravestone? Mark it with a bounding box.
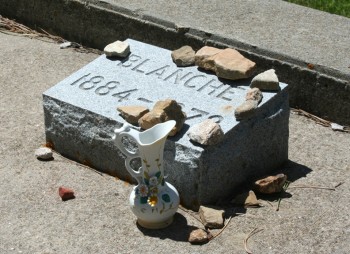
[43,39,289,210]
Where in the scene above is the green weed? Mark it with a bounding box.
[285,0,350,18]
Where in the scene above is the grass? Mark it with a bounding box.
[284,0,350,18]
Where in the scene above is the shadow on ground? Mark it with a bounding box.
[136,212,197,242]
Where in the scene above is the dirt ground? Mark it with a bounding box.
[0,31,349,254]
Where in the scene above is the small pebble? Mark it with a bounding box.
[60,41,80,49]
[60,42,72,49]
[188,229,209,244]
[59,187,75,201]
[35,147,53,160]
[254,174,287,194]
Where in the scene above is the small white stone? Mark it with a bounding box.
[104,40,130,57]
[331,123,344,131]
[35,147,53,160]
[60,42,72,49]
[250,69,280,91]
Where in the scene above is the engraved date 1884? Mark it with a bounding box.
[70,73,138,102]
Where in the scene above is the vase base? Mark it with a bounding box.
[137,217,174,229]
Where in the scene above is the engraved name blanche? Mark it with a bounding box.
[69,72,224,123]
[117,54,246,102]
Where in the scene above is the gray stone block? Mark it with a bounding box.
[43,39,289,210]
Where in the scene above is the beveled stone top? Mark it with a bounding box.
[44,39,287,149]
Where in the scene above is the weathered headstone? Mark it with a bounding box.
[43,39,289,210]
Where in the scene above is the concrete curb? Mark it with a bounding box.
[1,0,349,124]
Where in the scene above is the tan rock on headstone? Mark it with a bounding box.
[199,205,225,229]
[187,119,224,145]
[235,87,263,120]
[250,69,280,91]
[245,87,263,103]
[213,48,256,80]
[117,105,149,124]
[104,40,130,58]
[138,99,186,136]
[195,46,222,71]
[254,173,287,194]
[234,100,258,120]
[171,45,195,67]
[188,229,209,244]
[231,190,260,208]
[195,46,256,80]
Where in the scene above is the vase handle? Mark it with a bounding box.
[113,123,143,182]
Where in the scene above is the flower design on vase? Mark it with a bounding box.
[147,196,158,207]
[138,184,149,197]
[149,176,158,186]
[135,156,171,210]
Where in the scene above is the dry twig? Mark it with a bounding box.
[0,16,101,54]
[209,216,233,241]
[291,108,331,127]
[276,197,282,211]
[178,206,205,227]
[288,185,335,191]
[244,228,264,254]
[334,182,344,188]
[276,181,290,211]
[291,108,349,132]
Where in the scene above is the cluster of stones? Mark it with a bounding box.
[103,41,188,138]
[170,45,282,145]
[188,173,287,244]
[188,205,225,244]
[235,69,280,120]
[117,99,186,136]
[105,41,281,146]
[171,45,256,80]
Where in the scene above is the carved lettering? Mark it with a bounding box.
[186,108,209,120]
[217,87,235,101]
[79,75,104,90]
[183,75,207,88]
[208,115,224,123]
[112,89,138,102]
[95,81,119,95]
[70,73,91,86]
[131,59,150,73]
[197,79,224,95]
[119,54,142,67]
[145,65,170,79]
[163,69,193,84]
[137,97,153,103]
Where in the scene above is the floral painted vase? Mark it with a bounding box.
[113,120,179,229]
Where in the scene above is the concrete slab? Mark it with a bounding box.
[43,39,289,209]
[1,27,350,254]
[0,0,348,125]
[102,0,350,76]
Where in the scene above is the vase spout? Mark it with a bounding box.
[139,120,176,146]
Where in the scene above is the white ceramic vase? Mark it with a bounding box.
[113,120,179,229]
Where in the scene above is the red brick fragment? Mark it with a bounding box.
[59,187,75,201]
